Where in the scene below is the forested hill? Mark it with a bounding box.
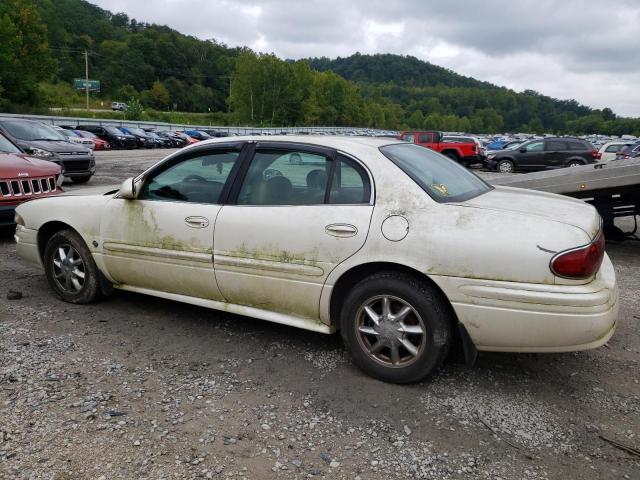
[308,53,492,89]
[1,0,638,134]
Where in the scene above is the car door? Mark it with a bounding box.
[543,140,568,168]
[213,142,374,322]
[99,144,245,300]
[518,140,545,170]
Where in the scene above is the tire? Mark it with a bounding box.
[444,152,459,162]
[567,160,583,168]
[340,272,453,384]
[71,175,92,184]
[43,229,102,304]
[496,159,515,173]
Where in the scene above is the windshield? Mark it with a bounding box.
[76,130,96,139]
[105,127,124,136]
[379,143,492,203]
[2,120,66,141]
[0,133,21,153]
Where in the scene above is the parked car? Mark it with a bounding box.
[144,131,174,148]
[399,131,483,167]
[72,130,110,150]
[111,102,128,111]
[14,136,617,384]
[184,130,212,141]
[597,142,631,162]
[174,131,200,145]
[53,127,95,149]
[487,137,600,173]
[76,125,137,150]
[485,141,524,163]
[0,132,62,227]
[441,135,486,165]
[119,127,156,149]
[156,131,187,148]
[615,142,640,160]
[0,119,95,184]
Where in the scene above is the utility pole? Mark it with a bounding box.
[84,49,89,111]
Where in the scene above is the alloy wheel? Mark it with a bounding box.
[355,295,427,368]
[51,243,86,293]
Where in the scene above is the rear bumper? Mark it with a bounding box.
[432,254,619,352]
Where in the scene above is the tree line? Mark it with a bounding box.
[1,0,639,135]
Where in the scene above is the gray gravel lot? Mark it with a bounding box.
[0,148,638,479]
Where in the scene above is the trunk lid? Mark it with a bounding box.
[461,186,600,240]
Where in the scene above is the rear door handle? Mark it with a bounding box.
[185,216,209,228]
[325,223,358,237]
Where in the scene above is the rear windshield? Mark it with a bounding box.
[379,143,492,203]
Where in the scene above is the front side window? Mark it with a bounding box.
[418,133,433,143]
[525,141,544,152]
[380,143,491,203]
[401,134,415,143]
[139,150,240,204]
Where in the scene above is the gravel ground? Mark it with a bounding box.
[0,149,639,479]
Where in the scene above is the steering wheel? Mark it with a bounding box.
[183,174,207,182]
[263,169,283,180]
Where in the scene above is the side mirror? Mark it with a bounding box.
[118,177,136,199]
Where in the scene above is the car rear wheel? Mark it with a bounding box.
[567,160,583,167]
[44,229,101,304]
[340,272,452,383]
[496,159,515,173]
[444,152,459,162]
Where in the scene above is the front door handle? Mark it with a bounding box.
[185,216,209,228]
[325,223,358,237]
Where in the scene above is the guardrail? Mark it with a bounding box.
[0,112,396,136]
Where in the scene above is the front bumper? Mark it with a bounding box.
[14,225,41,266]
[432,254,619,352]
[0,205,16,227]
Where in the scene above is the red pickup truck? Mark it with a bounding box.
[399,131,484,167]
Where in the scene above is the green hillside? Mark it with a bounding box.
[0,0,638,134]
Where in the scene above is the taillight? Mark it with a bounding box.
[592,150,601,160]
[550,232,605,279]
[471,145,477,152]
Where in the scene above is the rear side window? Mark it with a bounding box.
[545,140,568,151]
[402,133,415,143]
[568,141,589,151]
[329,156,371,204]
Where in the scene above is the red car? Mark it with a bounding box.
[73,129,111,150]
[399,131,483,167]
[0,133,62,227]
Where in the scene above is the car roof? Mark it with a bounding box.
[187,135,402,155]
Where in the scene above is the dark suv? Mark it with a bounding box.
[0,118,95,184]
[488,137,599,173]
[76,125,137,150]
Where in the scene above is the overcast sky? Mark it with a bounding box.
[91,0,640,117]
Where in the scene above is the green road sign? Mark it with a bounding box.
[74,79,101,92]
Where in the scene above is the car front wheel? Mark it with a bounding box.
[340,272,452,383]
[44,229,102,304]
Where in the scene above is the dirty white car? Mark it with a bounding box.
[14,137,618,383]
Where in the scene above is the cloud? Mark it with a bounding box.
[90,0,640,116]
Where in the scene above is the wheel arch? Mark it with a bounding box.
[37,220,76,262]
[440,148,460,159]
[329,261,459,328]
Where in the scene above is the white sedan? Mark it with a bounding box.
[14,136,618,383]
